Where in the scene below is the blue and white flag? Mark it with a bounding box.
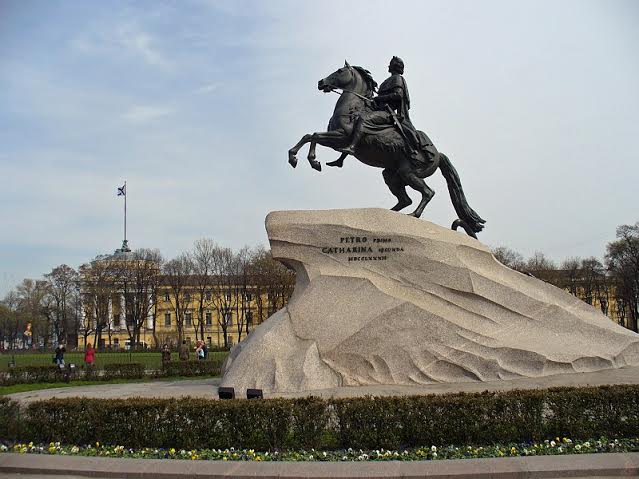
[117,184,126,196]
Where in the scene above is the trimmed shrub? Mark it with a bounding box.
[0,359,224,386]
[0,397,20,440]
[10,385,639,450]
[102,363,145,381]
[0,366,67,386]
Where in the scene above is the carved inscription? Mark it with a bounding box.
[321,236,404,262]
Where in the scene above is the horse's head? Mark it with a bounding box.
[318,61,356,93]
[318,61,377,99]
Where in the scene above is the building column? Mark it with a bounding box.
[119,294,125,328]
[108,296,114,330]
[146,293,154,330]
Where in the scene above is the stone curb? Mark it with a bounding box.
[1,452,639,478]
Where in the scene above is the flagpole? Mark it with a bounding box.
[124,180,127,245]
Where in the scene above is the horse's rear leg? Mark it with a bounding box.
[383,169,412,211]
[288,134,312,168]
[399,169,434,218]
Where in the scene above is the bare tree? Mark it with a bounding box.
[79,257,119,349]
[210,246,240,348]
[234,246,254,343]
[13,279,50,348]
[491,246,526,271]
[163,254,193,345]
[606,222,639,332]
[118,249,163,350]
[249,247,295,328]
[559,257,582,297]
[525,252,558,284]
[579,257,606,307]
[44,265,79,345]
[190,239,217,342]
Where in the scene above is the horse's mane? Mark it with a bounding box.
[353,66,377,98]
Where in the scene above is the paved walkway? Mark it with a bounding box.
[1,452,638,478]
[6,367,639,405]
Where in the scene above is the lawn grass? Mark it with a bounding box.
[0,375,218,396]
[0,351,228,371]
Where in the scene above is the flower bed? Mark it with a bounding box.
[3,437,639,461]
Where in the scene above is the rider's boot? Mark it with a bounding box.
[339,119,364,155]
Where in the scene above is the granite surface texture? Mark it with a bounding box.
[220,209,639,394]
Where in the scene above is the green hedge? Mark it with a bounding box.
[2,385,638,450]
[0,397,20,440]
[0,359,224,386]
[0,366,68,386]
[102,363,145,381]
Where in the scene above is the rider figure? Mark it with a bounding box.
[340,56,421,160]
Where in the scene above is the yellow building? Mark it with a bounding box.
[78,242,293,350]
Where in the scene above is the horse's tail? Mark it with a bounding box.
[438,153,486,236]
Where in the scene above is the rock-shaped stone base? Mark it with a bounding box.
[221,209,639,394]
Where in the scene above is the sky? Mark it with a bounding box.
[1,0,638,296]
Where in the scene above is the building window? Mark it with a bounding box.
[164,313,171,326]
[205,312,212,325]
[164,292,170,302]
[246,310,253,325]
[225,291,232,301]
[245,293,252,302]
[185,312,192,327]
[205,291,212,301]
[224,311,233,326]
[184,292,191,302]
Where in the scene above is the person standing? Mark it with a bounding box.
[178,340,189,361]
[161,344,171,363]
[54,344,66,367]
[84,343,95,368]
[196,341,205,360]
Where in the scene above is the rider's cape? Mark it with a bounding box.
[377,74,437,164]
[378,74,411,121]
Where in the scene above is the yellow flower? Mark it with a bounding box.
[255,456,262,461]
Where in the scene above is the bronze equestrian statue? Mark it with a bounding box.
[287,57,485,238]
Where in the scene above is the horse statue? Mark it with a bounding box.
[287,61,485,238]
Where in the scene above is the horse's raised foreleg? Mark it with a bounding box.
[288,134,313,168]
[307,140,320,171]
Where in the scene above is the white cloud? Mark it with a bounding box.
[122,105,173,123]
[115,24,170,69]
[70,21,171,70]
[196,83,218,94]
